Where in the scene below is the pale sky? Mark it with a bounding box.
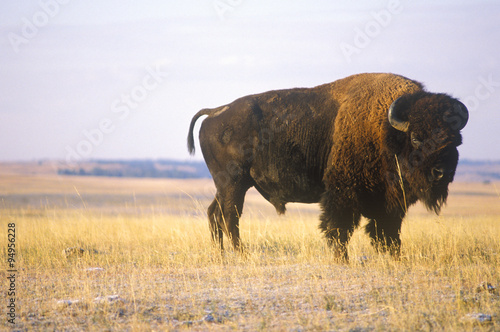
[1,1,499,164]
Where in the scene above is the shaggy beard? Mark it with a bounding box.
[420,184,449,214]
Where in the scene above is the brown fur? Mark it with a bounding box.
[187,73,468,260]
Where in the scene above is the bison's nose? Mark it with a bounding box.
[431,167,444,181]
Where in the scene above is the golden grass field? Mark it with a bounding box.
[1,165,499,331]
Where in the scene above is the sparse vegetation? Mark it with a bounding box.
[1,170,499,331]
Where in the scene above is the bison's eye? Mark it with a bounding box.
[411,132,423,149]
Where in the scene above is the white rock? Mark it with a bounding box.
[203,314,215,323]
[56,299,80,308]
[94,295,122,304]
[461,313,492,324]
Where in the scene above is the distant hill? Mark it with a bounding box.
[454,159,500,182]
[0,159,499,182]
[57,159,211,179]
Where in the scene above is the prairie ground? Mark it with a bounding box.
[1,172,499,331]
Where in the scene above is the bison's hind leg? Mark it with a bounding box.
[207,198,224,252]
[365,218,402,258]
[208,187,249,254]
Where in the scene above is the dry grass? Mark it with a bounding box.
[1,174,499,331]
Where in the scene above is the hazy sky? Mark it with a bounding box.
[1,0,499,164]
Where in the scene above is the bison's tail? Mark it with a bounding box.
[188,105,230,154]
[187,109,211,155]
[188,106,229,155]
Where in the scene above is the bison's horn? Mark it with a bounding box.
[454,100,469,130]
[388,97,409,132]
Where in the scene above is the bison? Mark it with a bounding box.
[187,73,468,260]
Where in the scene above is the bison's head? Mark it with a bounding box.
[386,92,468,213]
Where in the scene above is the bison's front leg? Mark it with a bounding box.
[365,217,402,258]
[319,191,361,262]
[322,227,352,261]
